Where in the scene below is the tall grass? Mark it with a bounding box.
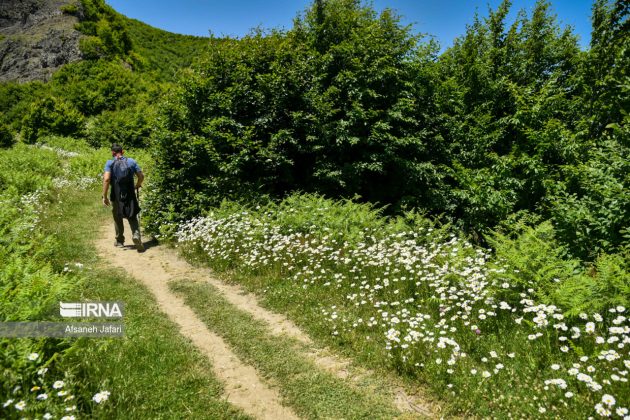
[0,138,157,419]
[175,193,630,418]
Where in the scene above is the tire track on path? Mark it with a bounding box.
[96,225,299,420]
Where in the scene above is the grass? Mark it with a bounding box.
[170,279,405,419]
[39,187,249,419]
[172,197,630,418]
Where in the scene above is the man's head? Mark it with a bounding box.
[111,144,123,157]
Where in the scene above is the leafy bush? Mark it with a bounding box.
[76,0,133,59]
[21,97,84,144]
[85,102,155,148]
[0,121,13,148]
[0,82,50,132]
[52,60,147,116]
[147,0,444,230]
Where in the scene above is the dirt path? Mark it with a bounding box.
[96,223,437,418]
[96,225,298,420]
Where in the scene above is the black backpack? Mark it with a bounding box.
[111,157,140,219]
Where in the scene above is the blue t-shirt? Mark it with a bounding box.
[104,157,142,174]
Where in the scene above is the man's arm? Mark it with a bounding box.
[135,171,144,189]
[102,171,111,206]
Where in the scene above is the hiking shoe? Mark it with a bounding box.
[114,241,124,248]
[132,234,145,252]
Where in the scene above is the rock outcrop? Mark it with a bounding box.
[0,0,82,83]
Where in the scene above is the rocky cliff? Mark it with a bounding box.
[0,0,82,83]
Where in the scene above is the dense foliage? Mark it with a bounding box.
[123,17,211,82]
[146,0,629,261]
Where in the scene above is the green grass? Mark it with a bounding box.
[170,279,404,419]
[172,196,630,418]
[40,187,249,419]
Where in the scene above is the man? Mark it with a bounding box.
[102,144,145,252]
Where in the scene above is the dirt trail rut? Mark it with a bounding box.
[96,223,437,418]
[96,225,298,420]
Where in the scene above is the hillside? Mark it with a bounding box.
[0,0,210,83]
[123,16,210,81]
[0,0,81,82]
[0,0,212,147]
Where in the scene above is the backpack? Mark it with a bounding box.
[111,157,140,219]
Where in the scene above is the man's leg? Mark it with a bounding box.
[112,201,125,244]
[128,213,144,251]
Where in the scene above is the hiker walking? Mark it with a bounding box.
[102,143,145,252]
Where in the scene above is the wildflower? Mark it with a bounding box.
[565,392,574,398]
[38,367,48,376]
[3,399,14,408]
[539,406,546,413]
[616,408,628,416]
[595,403,611,417]
[586,322,596,333]
[61,416,76,420]
[602,394,616,407]
[560,346,569,353]
[471,369,477,375]
[92,390,111,404]
[53,380,65,389]
[15,400,26,411]
[482,371,491,378]
[27,352,39,361]
[31,385,41,391]
[577,373,593,383]
[37,393,48,400]
[44,414,53,420]
[551,364,560,370]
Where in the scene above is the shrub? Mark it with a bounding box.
[0,122,14,148]
[21,97,84,143]
[85,103,154,148]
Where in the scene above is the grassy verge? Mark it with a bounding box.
[170,279,404,419]
[40,187,249,419]
[171,196,630,418]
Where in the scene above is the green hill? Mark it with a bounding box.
[0,0,214,146]
[123,16,211,81]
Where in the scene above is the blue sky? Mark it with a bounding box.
[106,0,594,50]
